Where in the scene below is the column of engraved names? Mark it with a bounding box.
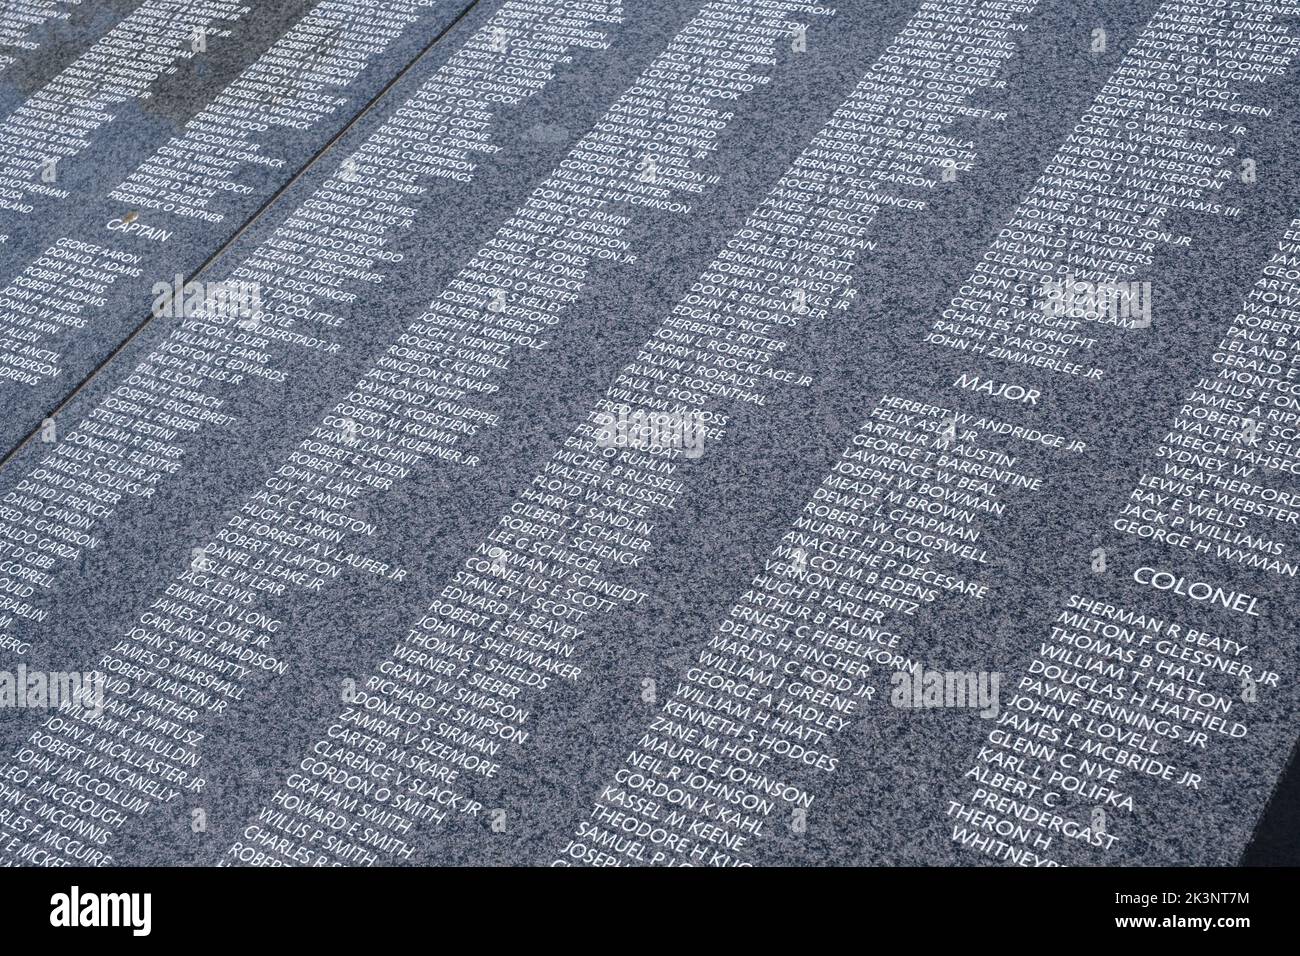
[0,0,251,216]
[223,0,844,867]
[560,0,1300,866]
[574,0,1300,866]
[559,395,1067,865]
[0,0,81,71]
[944,215,1300,866]
[0,0,623,664]
[108,0,442,225]
[0,240,141,390]
[0,0,628,866]
[926,0,1299,381]
[0,0,470,393]
[1119,221,1300,575]
[225,0,1044,867]
[925,0,1300,867]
